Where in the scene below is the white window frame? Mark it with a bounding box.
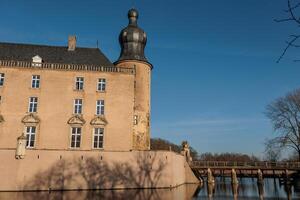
[70,127,81,148]
[97,78,106,91]
[75,77,84,90]
[26,126,36,148]
[0,73,4,86]
[74,99,83,114]
[93,127,104,149]
[28,97,38,113]
[96,100,104,115]
[31,75,40,88]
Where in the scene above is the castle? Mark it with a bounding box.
[0,9,151,154]
[0,9,199,191]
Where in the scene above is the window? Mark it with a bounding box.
[97,78,106,91]
[75,77,84,90]
[32,75,40,88]
[0,73,4,86]
[96,100,104,115]
[71,127,81,148]
[26,126,36,148]
[32,55,42,67]
[28,97,38,113]
[134,115,138,125]
[93,128,104,149]
[74,99,83,114]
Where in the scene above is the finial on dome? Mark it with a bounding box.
[128,8,139,26]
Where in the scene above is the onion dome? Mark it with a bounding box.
[116,9,150,65]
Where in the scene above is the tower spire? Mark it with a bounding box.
[115,8,151,67]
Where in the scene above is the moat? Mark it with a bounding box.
[1,178,300,200]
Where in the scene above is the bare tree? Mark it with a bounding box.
[199,152,260,162]
[275,0,300,62]
[264,138,282,161]
[265,89,300,160]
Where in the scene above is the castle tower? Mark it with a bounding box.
[114,9,152,150]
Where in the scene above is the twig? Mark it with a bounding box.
[277,35,300,63]
[287,0,300,24]
[274,18,294,22]
[284,2,300,12]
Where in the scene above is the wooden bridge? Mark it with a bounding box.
[191,161,300,170]
[190,161,300,180]
[187,161,300,198]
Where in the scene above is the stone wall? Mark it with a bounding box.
[0,149,199,191]
[116,60,151,151]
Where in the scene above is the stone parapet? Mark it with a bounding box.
[0,60,135,74]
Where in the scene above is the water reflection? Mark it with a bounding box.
[257,182,264,200]
[0,184,200,200]
[1,178,300,200]
[199,177,300,199]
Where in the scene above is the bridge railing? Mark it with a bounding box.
[191,161,300,169]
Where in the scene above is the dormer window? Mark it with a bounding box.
[32,55,42,67]
[0,73,4,86]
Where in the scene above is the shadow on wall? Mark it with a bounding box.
[6,152,204,199]
[24,152,168,192]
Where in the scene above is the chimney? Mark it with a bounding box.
[68,35,76,51]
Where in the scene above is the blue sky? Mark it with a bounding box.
[1,0,300,157]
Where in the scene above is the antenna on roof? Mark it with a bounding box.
[96,40,99,48]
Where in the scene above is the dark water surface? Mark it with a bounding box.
[198,177,300,199]
[0,178,300,199]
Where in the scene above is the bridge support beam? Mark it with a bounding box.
[231,169,238,199]
[231,168,238,184]
[207,168,215,184]
[257,169,263,184]
[207,168,215,198]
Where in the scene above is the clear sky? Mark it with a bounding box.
[1,0,300,157]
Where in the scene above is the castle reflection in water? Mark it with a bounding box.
[1,178,300,200]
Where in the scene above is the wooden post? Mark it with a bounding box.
[207,179,215,199]
[231,169,239,199]
[257,180,264,200]
[232,182,238,199]
[231,168,239,184]
[207,168,215,184]
[257,169,263,184]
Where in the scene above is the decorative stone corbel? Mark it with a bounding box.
[15,133,27,159]
[90,115,108,126]
[21,113,40,125]
[67,115,86,126]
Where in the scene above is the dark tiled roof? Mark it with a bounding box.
[0,42,114,66]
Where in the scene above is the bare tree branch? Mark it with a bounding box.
[287,0,300,24]
[275,0,300,62]
[274,18,294,22]
[277,35,300,63]
[284,1,300,12]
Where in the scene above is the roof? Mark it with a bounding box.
[0,42,114,66]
